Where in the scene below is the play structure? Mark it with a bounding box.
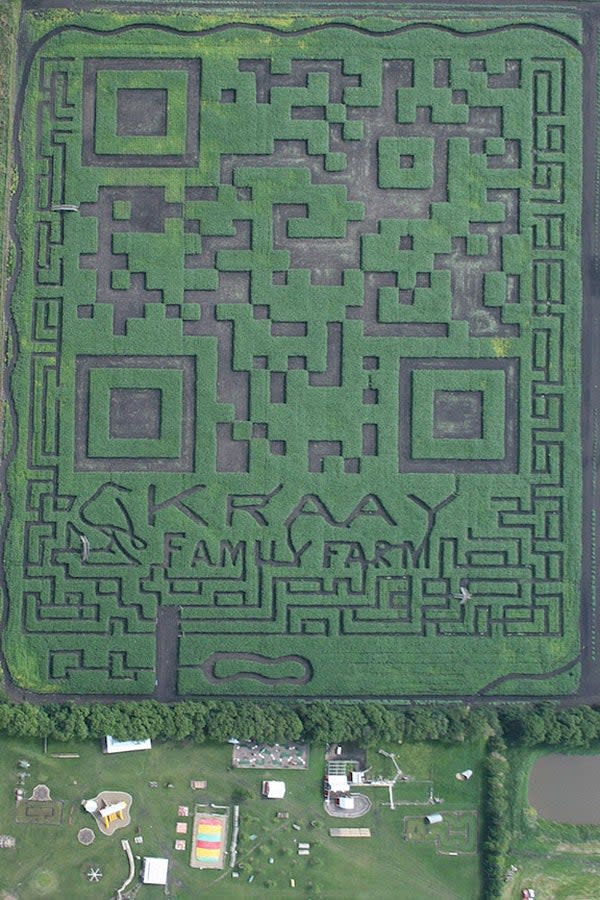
[83,791,132,836]
[189,811,228,870]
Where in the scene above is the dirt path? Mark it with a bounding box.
[155,606,179,702]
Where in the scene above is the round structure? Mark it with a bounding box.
[324,793,371,818]
[30,784,51,802]
[83,799,98,813]
[77,827,95,845]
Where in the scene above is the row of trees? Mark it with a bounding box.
[480,735,511,900]
[0,698,499,745]
[2,698,600,748]
[497,701,600,748]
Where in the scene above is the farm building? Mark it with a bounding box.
[326,774,350,793]
[349,770,367,784]
[103,736,152,754]
[262,780,286,799]
[141,857,169,885]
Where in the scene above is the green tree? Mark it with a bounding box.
[47,702,89,742]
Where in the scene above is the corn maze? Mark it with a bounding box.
[0,7,589,698]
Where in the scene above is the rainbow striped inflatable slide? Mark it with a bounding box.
[190,811,228,869]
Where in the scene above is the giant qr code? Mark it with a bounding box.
[2,20,583,697]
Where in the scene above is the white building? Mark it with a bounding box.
[326,774,350,794]
[262,780,286,799]
[103,736,152,754]
[141,857,169,885]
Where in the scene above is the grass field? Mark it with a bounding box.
[0,735,482,899]
[502,745,600,900]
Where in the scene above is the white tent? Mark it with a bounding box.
[103,736,152,754]
[262,780,286,799]
[141,857,169,885]
[425,814,443,825]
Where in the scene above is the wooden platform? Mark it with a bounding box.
[329,828,371,838]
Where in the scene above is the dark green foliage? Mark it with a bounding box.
[0,698,493,746]
[0,701,51,737]
[45,702,89,742]
[497,703,600,749]
[480,737,510,899]
[231,784,253,803]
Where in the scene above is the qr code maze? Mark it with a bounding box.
[1,21,583,698]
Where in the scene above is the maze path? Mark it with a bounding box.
[1,19,583,697]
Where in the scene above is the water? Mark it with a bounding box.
[528,754,600,824]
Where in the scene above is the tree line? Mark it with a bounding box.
[480,733,510,900]
[1,697,598,749]
[0,698,498,744]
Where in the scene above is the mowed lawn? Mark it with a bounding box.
[502,855,600,900]
[503,746,600,900]
[0,736,482,899]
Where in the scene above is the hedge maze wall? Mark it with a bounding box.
[2,18,583,697]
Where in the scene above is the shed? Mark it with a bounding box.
[456,769,473,781]
[103,736,152,754]
[425,813,443,825]
[141,857,169,885]
[338,795,355,810]
[262,780,286,799]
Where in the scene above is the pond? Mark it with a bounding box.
[528,754,600,824]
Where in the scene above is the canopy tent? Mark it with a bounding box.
[141,857,169,885]
[103,736,151,754]
[262,780,286,799]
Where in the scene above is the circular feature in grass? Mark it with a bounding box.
[77,827,95,845]
[31,870,59,895]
